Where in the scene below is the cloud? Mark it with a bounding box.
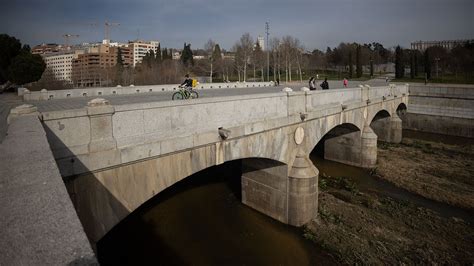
[0,0,472,50]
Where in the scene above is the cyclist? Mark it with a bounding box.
[180,74,193,89]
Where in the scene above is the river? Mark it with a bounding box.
[97,130,472,265]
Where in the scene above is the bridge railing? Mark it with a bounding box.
[306,88,362,111]
[22,81,275,101]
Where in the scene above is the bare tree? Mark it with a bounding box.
[204,39,216,82]
[26,67,73,91]
[270,37,281,82]
[252,41,265,81]
[233,44,245,82]
[236,33,253,82]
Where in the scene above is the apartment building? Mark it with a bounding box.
[128,40,160,66]
[32,43,64,55]
[257,35,265,50]
[71,44,118,87]
[411,39,473,51]
[42,50,84,82]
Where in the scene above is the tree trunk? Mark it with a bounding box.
[210,62,213,83]
[288,63,292,82]
[243,63,247,82]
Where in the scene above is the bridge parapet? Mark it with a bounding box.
[23,81,275,101]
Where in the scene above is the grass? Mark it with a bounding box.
[319,173,359,193]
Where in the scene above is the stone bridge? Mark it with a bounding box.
[11,84,409,247]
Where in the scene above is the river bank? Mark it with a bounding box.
[306,134,474,264]
[376,135,474,210]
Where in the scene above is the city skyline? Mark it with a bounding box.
[1,0,473,51]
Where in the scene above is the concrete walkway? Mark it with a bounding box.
[0,92,24,143]
[0,114,96,265]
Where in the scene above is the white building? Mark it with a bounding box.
[42,50,84,82]
[257,35,265,51]
[129,40,160,66]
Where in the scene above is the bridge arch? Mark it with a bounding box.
[309,122,366,167]
[367,107,392,125]
[68,145,290,245]
[370,108,402,144]
[396,102,408,116]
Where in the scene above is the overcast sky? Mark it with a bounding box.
[1,0,473,51]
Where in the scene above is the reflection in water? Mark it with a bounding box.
[97,161,335,265]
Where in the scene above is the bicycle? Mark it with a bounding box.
[172,86,199,100]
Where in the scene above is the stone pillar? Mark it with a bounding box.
[7,104,38,124]
[86,98,116,153]
[360,124,378,168]
[371,113,402,144]
[40,89,48,100]
[288,149,319,226]
[387,114,402,143]
[324,130,362,167]
[241,158,289,224]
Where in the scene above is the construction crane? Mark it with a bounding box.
[104,21,120,44]
[62,34,80,49]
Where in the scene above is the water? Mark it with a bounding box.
[98,130,473,264]
[97,161,336,265]
[311,156,474,224]
[403,129,474,146]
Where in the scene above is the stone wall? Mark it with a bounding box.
[0,111,95,264]
[403,83,474,137]
[23,81,275,101]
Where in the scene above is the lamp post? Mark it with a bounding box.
[435,57,440,79]
[265,22,270,82]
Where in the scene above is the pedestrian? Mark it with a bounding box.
[309,76,316,90]
[316,74,319,80]
[320,78,329,90]
[343,78,348,88]
[276,77,280,86]
[385,76,389,83]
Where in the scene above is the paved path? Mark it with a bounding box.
[0,93,24,143]
[0,79,393,142]
[30,78,391,113]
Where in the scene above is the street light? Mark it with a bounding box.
[265,22,270,82]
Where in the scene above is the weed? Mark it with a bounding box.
[319,178,328,190]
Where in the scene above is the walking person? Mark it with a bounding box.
[320,78,329,90]
[343,78,348,88]
[309,76,316,90]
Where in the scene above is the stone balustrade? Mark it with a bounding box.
[22,81,275,101]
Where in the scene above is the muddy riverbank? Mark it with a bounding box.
[376,136,474,210]
[307,133,474,264]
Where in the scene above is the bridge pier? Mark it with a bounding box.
[287,149,319,226]
[371,113,402,144]
[323,123,378,168]
[241,150,318,226]
[360,124,378,168]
